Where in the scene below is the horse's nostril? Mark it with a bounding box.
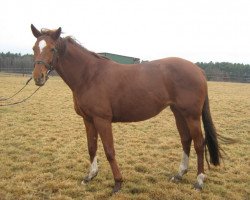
[34,76,42,83]
[35,78,40,83]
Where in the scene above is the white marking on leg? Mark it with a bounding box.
[39,40,47,53]
[178,152,189,176]
[197,173,205,186]
[170,151,189,182]
[88,156,98,179]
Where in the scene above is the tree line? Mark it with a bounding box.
[0,52,33,74]
[0,52,250,82]
[196,61,250,82]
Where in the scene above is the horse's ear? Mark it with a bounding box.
[51,27,62,40]
[31,24,41,38]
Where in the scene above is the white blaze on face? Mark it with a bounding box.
[39,40,47,53]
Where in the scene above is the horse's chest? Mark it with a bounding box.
[73,95,87,116]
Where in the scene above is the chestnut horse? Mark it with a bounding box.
[31,24,222,193]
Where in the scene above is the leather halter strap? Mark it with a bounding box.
[34,48,58,71]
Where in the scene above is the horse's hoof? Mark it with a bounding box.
[82,176,91,184]
[194,182,203,191]
[81,172,98,184]
[112,180,122,193]
[170,174,182,183]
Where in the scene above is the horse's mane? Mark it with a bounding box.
[56,35,109,60]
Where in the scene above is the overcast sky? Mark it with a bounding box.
[0,0,250,63]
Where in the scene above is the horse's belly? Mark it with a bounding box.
[112,103,168,122]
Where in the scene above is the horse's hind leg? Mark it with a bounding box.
[185,116,205,190]
[170,106,192,182]
[93,117,123,193]
[82,119,99,184]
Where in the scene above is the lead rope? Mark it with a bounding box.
[0,77,33,101]
[0,86,41,106]
[0,71,52,106]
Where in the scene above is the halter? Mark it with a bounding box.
[33,48,58,72]
[34,60,54,71]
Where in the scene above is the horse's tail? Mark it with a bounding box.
[202,95,221,166]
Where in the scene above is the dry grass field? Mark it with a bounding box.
[0,75,249,200]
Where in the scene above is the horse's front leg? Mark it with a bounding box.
[82,119,99,184]
[93,117,123,193]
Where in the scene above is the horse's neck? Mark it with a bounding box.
[56,43,99,92]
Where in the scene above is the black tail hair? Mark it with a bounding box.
[202,95,221,166]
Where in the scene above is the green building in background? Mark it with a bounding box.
[99,52,140,64]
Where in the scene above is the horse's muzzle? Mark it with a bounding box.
[34,73,48,86]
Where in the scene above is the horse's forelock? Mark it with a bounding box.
[41,28,62,36]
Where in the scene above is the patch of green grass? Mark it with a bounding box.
[0,75,249,199]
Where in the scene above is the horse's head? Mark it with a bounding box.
[31,24,61,86]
